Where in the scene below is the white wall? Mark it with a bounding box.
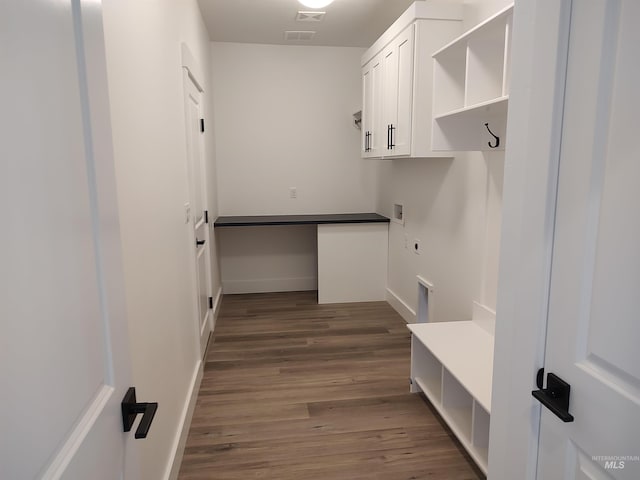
[375,0,510,323]
[212,43,376,215]
[102,1,220,478]
[211,43,377,292]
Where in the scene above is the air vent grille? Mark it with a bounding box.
[284,30,316,41]
[295,11,326,22]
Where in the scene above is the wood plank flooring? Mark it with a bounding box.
[178,291,484,480]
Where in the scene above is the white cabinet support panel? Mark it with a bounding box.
[317,223,388,304]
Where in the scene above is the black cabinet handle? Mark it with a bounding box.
[390,124,395,148]
[364,131,369,152]
[532,371,574,422]
[196,239,205,246]
[122,387,158,439]
[387,125,391,149]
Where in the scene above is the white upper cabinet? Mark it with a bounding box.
[362,54,384,158]
[361,2,463,159]
[431,4,514,151]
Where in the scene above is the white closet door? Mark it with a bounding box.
[0,1,139,478]
[536,1,640,478]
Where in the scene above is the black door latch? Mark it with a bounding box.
[532,369,574,422]
[121,387,158,439]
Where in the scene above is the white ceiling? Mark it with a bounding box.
[197,0,418,48]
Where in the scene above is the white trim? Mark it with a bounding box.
[41,386,114,479]
[212,286,223,316]
[222,277,317,294]
[180,43,204,92]
[386,287,416,323]
[488,1,572,479]
[211,286,223,330]
[165,360,204,480]
[416,275,434,291]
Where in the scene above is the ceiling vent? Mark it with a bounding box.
[295,11,326,22]
[284,30,316,41]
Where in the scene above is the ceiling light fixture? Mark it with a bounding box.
[298,0,334,9]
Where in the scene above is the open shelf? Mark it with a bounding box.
[472,402,490,466]
[433,96,509,152]
[408,320,494,474]
[433,95,508,121]
[411,337,442,402]
[431,3,514,151]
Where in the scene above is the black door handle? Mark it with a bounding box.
[122,387,158,439]
[387,125,391,149]
[532,371,574,422]
[390,124,395,148]
[196,239,205,246]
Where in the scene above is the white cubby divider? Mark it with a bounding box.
[408,317,495,473]
[431,3,514,151]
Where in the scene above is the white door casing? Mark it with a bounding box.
[536,0,640,478]
[0,1,138,478]
[183,68,213,357]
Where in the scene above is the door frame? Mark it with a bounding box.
[181,44,213,358]
[488,1,573,479]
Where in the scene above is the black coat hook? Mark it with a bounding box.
[484,123,500,149]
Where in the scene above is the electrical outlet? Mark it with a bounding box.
[413,239,421,255]
[290,187,297,199]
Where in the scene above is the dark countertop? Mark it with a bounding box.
[214,213,390,227]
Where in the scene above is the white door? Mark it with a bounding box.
[183,72,213,356]
[0,1,141,479]
[536,1,640,478]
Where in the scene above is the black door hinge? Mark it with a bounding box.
[200,118,205,132]
[204,210,209,224]
[208,296,213,309]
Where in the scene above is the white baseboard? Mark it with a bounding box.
[222,276,317,294]
[211,286,223,330]
[164,360,204,480]
[386,288,416,324]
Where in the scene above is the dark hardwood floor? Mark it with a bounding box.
[178,291,484,480]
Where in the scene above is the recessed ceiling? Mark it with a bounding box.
[197,0,418,47]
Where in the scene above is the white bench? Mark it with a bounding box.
[408,306,495,473]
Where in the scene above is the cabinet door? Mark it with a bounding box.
[370,56,384,156]
[382,43,399,155]
[361,64,372,157]
[395,25,415,156]
[362,55,384,158]
[383,25,415,157]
